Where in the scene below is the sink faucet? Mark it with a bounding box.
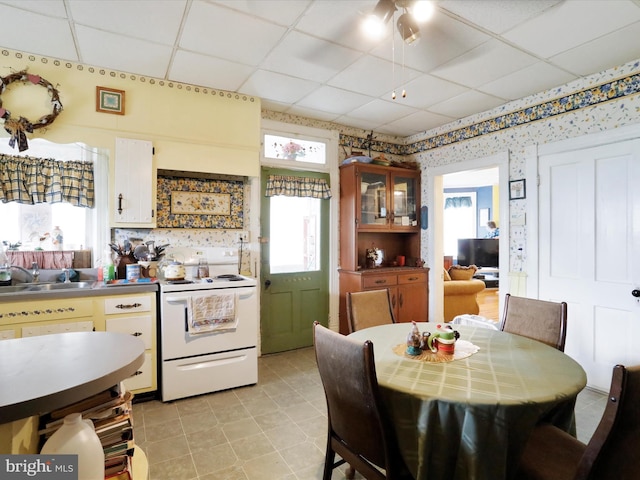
[10,265,35,283]
[62,268,71,283]
[31,262,40,283]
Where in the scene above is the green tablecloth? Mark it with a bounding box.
[348,323,587,480]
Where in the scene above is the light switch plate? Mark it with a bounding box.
[511,213,526,225]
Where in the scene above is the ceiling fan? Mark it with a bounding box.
[363,0,436,45]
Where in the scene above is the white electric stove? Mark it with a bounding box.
[158,247,258,401]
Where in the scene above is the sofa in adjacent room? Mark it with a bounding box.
[443,265,486,322]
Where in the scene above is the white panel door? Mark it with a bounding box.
[539,139,640,391]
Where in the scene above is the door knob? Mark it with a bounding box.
[265,279,271,288]
[632,289,640,298]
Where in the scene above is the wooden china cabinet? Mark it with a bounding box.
[338,162,429,335]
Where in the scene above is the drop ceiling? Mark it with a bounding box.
[1,0,640,138]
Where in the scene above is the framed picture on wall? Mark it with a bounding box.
[509,179,526,200]
[96,86,125,115]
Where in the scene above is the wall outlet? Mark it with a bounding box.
[237,231,249,243]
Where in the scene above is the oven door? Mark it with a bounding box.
[161,286,258,360]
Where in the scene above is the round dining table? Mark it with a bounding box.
[348,322,587,480]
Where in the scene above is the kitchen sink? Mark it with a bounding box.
[0,282,96,295]
[25,282,95,291]
[0,285,30,293]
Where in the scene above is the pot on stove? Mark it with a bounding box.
[163,261,186,280]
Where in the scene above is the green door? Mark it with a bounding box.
[260,167,330,354]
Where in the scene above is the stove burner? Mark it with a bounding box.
[215,274,244,281]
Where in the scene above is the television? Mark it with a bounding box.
[457,238,499,268]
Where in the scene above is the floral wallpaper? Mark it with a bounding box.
[156,175,244,229]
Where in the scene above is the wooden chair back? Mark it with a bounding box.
[313,322,410,480]
[500,293,567,351]
[346,289,396,333]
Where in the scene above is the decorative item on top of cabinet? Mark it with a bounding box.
[113,138,155,227]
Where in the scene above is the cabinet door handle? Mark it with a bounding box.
[408,276,419,281]
[399,293,404,307]
[117,193,123,214]
[374,279,387,284]
[392,294,397,308]
[132,332,142,337]
[116,303,142,310]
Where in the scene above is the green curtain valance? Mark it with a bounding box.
[265,174,331,199]
[445,196,472,209]
[0,153,95,207]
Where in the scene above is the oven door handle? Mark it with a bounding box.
[165,295,190,303]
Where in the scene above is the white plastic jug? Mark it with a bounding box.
[41,413,105,480]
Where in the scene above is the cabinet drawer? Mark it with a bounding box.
[122,352,152,391]
[362,274,398,289]
[398,272,428,285]
[106,315,152,349]
[104,295,151,315]
[0,298,94,326]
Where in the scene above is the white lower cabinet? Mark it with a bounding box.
[103,294,157,394]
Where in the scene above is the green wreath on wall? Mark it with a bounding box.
[0,70,63,152]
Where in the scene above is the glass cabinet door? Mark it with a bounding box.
[359,171,388,227]
[392,174,417,226]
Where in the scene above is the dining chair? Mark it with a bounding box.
[499,293,568,351]
[516,364,640,479]
[313,322,412,480]
[346,288,396,333]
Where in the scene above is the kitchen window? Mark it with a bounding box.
[0,139,109,262]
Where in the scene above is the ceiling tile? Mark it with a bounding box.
[478,62,576,100]
[294,0,377,51]
[180,1,287,66]
[212,0,312,25]
[389,74,469,109]
[240,69,319,103]
[296,85,372,115]
[0,5,77,60]
[75,26,173,78]
[260,30,361,82]
[68,0,186,45]
[333,115,386,133]
[347,98,419,123]
[382,110,456,136]
[503,0,640,58]
[284,104,342,122]
[1,0,67,16]
[329,56,420,97]
[428,90,506,119]
[549,21,640,76]
[170,50,255,92]
[430,39,539,88]
[438,0,562,34]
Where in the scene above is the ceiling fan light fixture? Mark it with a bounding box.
[397,12,420,44]
[363,0,397,37]
[372,0,397,23]
[411,0,435,23]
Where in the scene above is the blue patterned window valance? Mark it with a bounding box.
[265,175,331,199]
[445,196,472,209]
[0,154,95,207]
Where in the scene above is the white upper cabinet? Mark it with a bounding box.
[113,138,155,226]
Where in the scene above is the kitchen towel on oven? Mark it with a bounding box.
[187,293,238,335]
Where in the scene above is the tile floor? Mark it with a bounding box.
[133,347,607,480]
